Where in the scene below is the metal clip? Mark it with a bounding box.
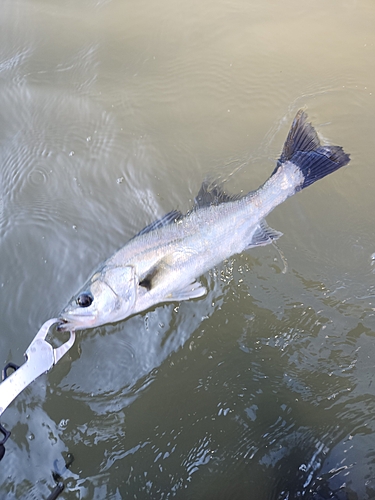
[0,319,75,417]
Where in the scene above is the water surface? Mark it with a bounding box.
[1,0,375,498]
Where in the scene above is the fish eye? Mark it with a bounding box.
[76,292,94,308]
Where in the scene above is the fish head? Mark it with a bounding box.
[59,265,137,330]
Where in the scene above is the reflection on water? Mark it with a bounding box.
[1,0,375,498]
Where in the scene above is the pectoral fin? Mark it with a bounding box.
[139,250,192,292]
[139,258,172,291]
[139,267,159,291]
[140,261,206,302]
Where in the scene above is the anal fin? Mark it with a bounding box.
[246,219,283,249]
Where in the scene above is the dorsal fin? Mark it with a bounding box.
[194,181,242,208]
[134,209,183,238]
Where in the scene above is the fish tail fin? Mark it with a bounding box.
[271,110,350,190]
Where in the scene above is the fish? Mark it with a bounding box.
[59,110,350,330]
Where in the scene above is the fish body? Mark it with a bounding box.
[60,111,350,330]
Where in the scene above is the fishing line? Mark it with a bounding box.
[272,241,288,274]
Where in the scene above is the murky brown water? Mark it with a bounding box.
[1,0,375,498]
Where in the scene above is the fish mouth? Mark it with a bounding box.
[58,311,97,331]
[57,318,69,332]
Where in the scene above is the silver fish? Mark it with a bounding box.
[60,110,350,330]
